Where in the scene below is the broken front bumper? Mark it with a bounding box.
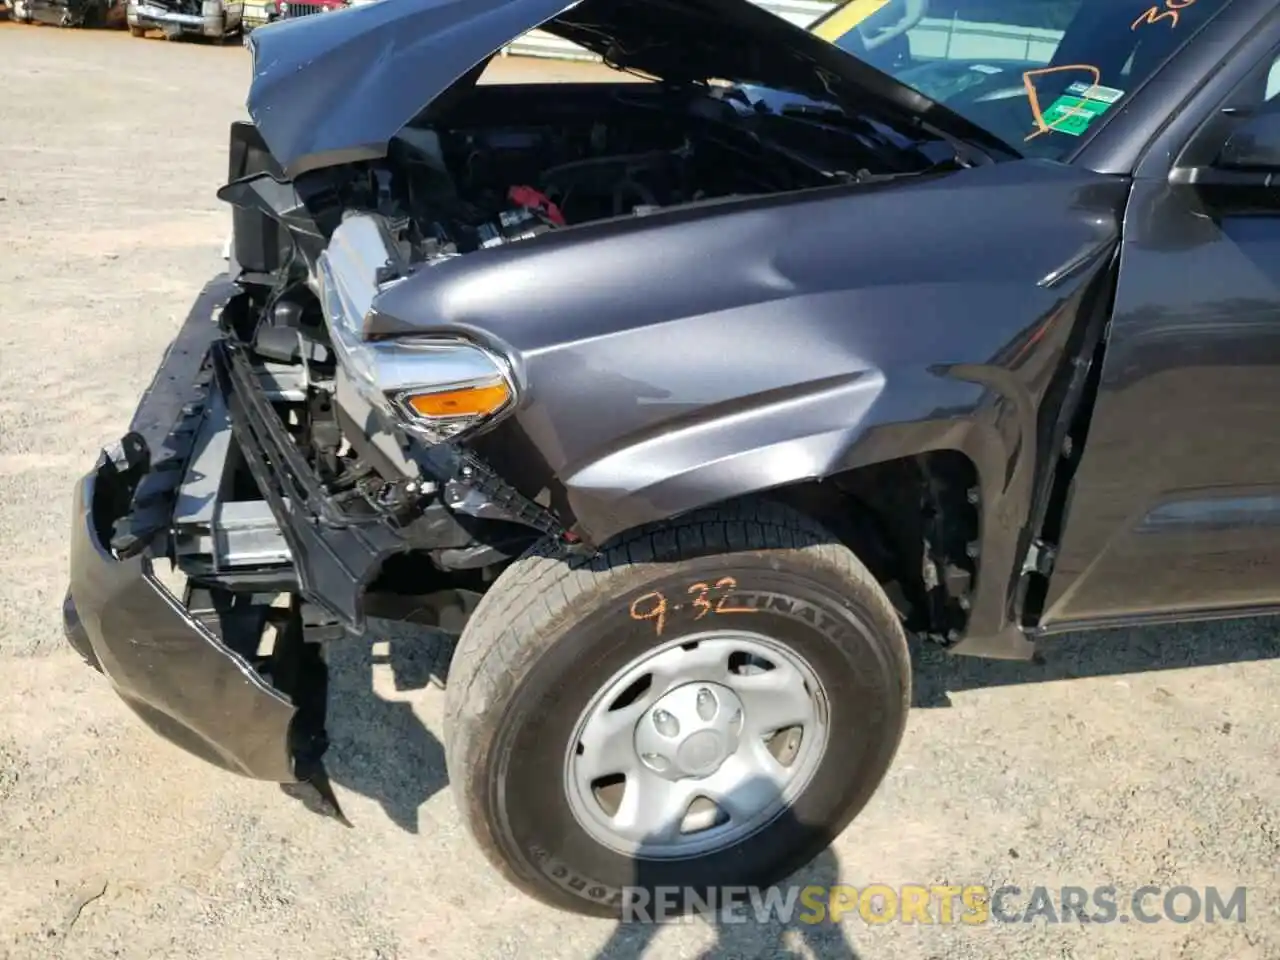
[62,279,317,783]
[65,457,300,781]
[63,276,555,782]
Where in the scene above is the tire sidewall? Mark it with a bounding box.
[475,553,908,915]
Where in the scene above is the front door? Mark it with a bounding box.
[1043,23,1280,627]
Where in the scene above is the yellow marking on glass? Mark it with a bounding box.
[811,0,892,42]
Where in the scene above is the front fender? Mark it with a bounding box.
[373,158,1129,653]
[551,335,1077,661]
[495,264,1111,661]
[559,367,983,543]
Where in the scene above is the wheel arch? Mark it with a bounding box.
[553,379,1041,661]
[560,428,1015,656]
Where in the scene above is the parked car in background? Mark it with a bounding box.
[9,0,124,27]
[125,0,242,38]
[277,0,344,19]
[241,0,277,33]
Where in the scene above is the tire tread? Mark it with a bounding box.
[443,499,908,909]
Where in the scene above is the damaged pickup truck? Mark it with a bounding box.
[63,0,1280,916]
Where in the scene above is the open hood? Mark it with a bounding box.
[246,0,1014,179]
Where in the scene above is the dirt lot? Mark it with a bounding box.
[0,21,1277,960]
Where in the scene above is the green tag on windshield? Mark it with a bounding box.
[1039,93,1115,137]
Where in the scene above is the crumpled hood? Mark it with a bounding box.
[246,0,1009,179]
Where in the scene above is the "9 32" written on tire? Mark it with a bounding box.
[444,500,911,917]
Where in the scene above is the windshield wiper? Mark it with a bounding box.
[780,101,1003,169]
[777,102,951,171]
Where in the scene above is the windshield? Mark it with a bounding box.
[809,0,1227,159]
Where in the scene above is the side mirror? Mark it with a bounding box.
[1215,109,1280,171]
[1170,109,1280,197]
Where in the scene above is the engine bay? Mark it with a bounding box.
[329,85,907,265]
[221,84,952,523]
[214,81,969,593]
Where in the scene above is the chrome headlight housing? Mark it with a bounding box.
[316,215,517,444]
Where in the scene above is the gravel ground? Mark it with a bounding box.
[0,21,1277,960]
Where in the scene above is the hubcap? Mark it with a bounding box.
[563,630,829,859]
[634,683,744,779]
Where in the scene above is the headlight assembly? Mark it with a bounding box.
[316,215,518,444]
[369,336,516,444]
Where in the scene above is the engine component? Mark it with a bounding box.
[470,185,564,249]
[387,108,833,264]
[419,221,460,261]
[507,185,565,226]
[477,206,555,249]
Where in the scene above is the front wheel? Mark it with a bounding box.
[445,501,911,916]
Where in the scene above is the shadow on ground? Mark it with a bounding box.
[296,602,1280,959]
[312,619,457,834]
[910,614,1280,708]
[591,800,862,960]
[310,610,1280,832]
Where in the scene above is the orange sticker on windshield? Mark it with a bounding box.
[1132,0,1197,30]
[1021,64,1103,142]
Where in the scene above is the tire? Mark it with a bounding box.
[445,499,911,917]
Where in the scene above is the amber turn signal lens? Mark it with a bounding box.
[404,381,511,419]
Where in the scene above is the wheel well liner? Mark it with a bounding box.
[762,451,981,640]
